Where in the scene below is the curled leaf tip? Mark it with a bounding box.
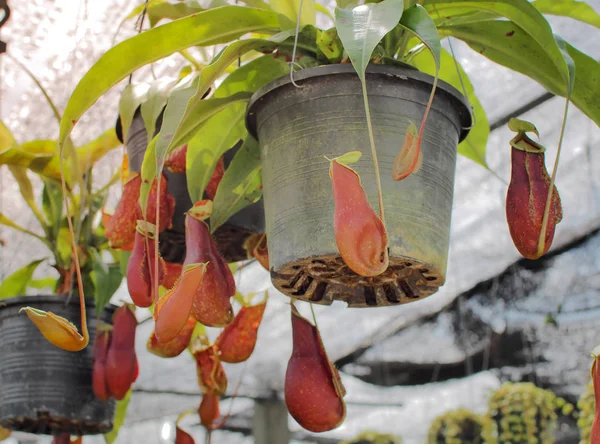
[508,118,539,138]
[187,199,214,221]
[330,150,363,166]
[392,122,422,181]
[135,220,158,237]
[20,307,88,352]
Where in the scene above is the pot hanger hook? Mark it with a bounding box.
[289,0,305,89]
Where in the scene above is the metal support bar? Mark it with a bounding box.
[252,397,290,444]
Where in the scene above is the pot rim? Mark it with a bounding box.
[0,294,117,313]
[246,63,472,142]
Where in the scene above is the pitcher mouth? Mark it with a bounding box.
[245,63,472,143]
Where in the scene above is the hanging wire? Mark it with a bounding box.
[289,0,306,88]
[128,0,150,84]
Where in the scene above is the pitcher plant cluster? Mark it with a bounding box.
[1,0,600,440]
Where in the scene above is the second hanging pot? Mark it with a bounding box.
[116,107,265,263]
[246,64,471,307]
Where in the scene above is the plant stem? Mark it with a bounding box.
[537,98,569,256]
[361,80,386,226]
[180,49,203,71]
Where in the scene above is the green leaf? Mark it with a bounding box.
[58,6,283,153]
[410,47,489,166]
[90,250,123,316]
[531,0,600,29]
[508,118,540,136]
[8,166,46,226]
[0,259,45,300]
[0,139,62,181]
[186,321,206,355]
[186,104,247,202]
[445,21,600,127]
[427,0,572,85]
[146,1,209,27]
[316,28,344,64]
[335,0,405,81]
[271,0,316,26]
[398,5,440,68]
[0,212,46,243]
[27,277,58,290]
[210,137,262,233]
[186,54,289,201]
[119,83,150,142]
[42,180,63,240]
[158,33,296,165]
[104,389,132,444]
[139,91,252,212]
[0,120,16,152]
[76,128,122,172]
[554,34,575,96]
[119,250,132,276]
[333,150,363,165]
[140,77,179,142]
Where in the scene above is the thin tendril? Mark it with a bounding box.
[289,0,305,88]
[362,81,386,226]
[59,147,88,338]
[537,98,569,256]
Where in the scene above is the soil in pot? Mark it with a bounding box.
[246,64,471,308]
[116,107,265,263]
[0,295,116,435]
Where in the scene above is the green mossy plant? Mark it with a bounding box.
[576,381,594,444]
[340,430,403,444]
[427,408,487,444]
[482,382,574,444]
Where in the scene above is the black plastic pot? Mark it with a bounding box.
[246,64,471,308]
[116,107,265,263]
[0,295,116,435]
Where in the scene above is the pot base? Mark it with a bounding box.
[271,254,443,307]
[3,413,111,436]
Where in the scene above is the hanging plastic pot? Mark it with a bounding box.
[0,295,116,435]
[246,64,471,307]
[116,107,265,263]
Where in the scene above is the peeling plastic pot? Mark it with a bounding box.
[0,295,116,435]
[116,108,265,263]
[246,64,471,308]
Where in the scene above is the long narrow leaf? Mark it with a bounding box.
[425,0,572,85]
[186,53,289,201]
[531,0,600,29]
[210,137,262,233]
[271,0,316,27]
[104,389,132,444]
[139,92,252,212]
[445,21,600,126]
[335,0,404,82]
[8,166,46,226]
[161,34,296,165]
[58,6,282,151]
[0,259,45,300]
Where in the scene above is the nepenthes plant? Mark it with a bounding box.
[4,0,600,439]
